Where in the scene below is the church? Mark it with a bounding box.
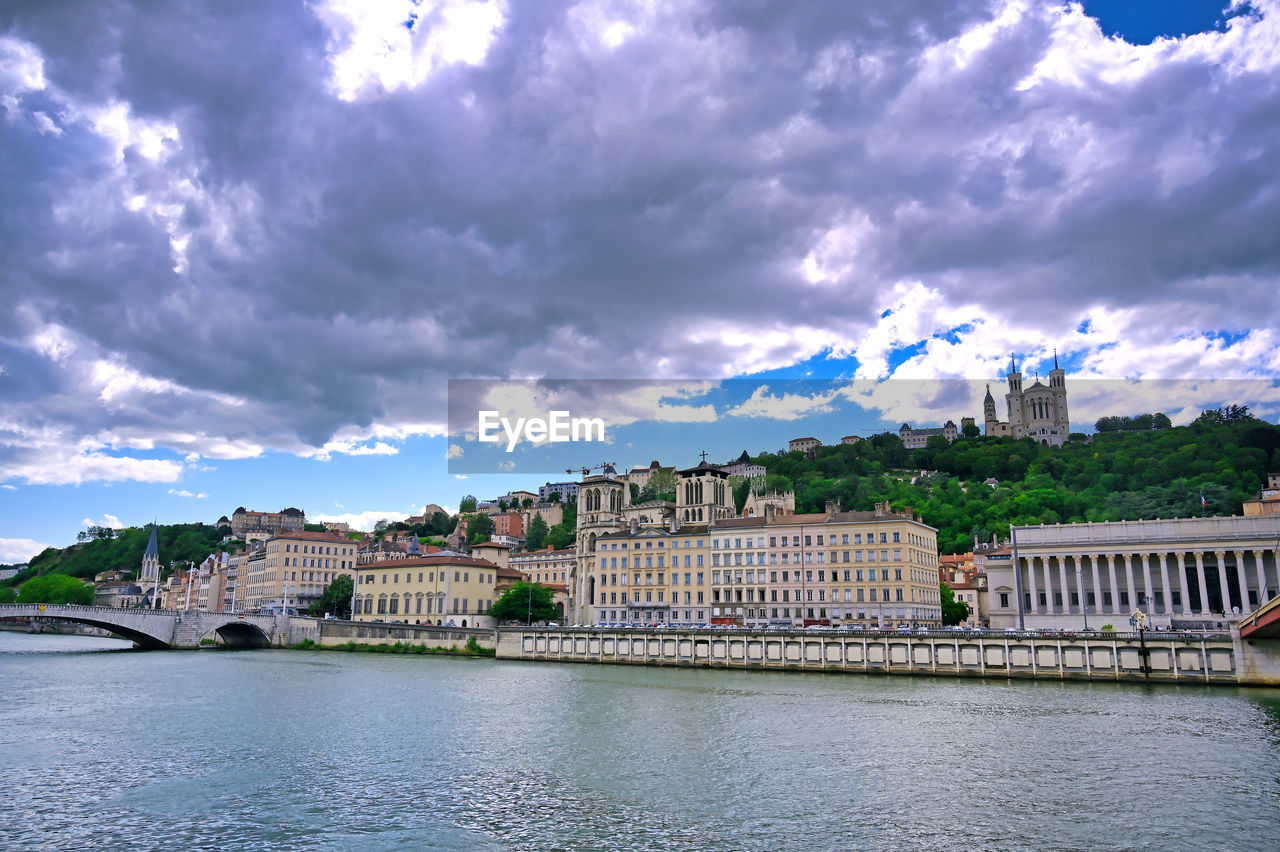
[983,352,1070,446]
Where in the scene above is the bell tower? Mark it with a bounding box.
[676,454,735,524]
[572,468,627,624]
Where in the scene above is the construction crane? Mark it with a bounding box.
[566,462,616,476]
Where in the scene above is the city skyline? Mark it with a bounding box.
[4,0,1280,560]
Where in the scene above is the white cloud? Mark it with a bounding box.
[81,513,124,530]
[1,484,16,491]
[317,0,508,101]
[727,385,842,421]
[167,488,208,499]
[310,509,410,532]
[0,537,51,563]
[447,443,463,459]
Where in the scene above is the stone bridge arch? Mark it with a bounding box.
[0,604,177,649]
[203,619,272,648]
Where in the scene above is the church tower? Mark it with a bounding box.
[1048,348,1069,434]
[572,467,628,624]
[141,523,160,583]
[676,456,735,524]
[1004,354,1024,433]
[983,383,998,434]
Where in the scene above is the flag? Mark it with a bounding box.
[1199,490,1207,507]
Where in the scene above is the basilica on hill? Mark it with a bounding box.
[984,352,1070,446]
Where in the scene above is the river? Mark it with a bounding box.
[1,631,1279,850]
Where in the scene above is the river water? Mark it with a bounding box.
[2,631,1279,851]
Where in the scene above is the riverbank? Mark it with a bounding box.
[288,636,495,657]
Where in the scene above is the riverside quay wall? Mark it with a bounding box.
[495,627,1280,686]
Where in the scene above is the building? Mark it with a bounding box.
[742,489,795,519]
[984,515,1280,630]
[898,420,959,449]
[520,501,565,533]
[841,435,862,445]
[352,553,499,628]
[571,463,940,628]
[242,531,357,615]
[93,582,145,609]
[230,506,307,538]
[789,437,821,457]
[719,452,766,479]
[511,546,575,586]
[940,551,990,627]
[984,352,1070,446]
[1243,473,1280,517]
[321,521,351,533]
[539,481,580,502]
[624,460,673,490]
[492,511,524,541]
[140,523,161,604]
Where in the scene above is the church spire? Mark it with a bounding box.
[145,522,159,559]
[1053,348,1059,370]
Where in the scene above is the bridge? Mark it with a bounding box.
[1239,594,1280,639]
[0,605,287,649]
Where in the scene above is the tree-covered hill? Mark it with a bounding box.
[8,523,231,587]
[747,410,1279,554]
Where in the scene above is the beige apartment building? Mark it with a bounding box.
[510,546,575,585]
[352,554,500,628]
[241,531,357,615]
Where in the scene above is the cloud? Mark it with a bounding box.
[0,537,51,563]
[81,513,124,530]
[310,508,412,532]
[167,488,208,498]
[0,0,1277,488]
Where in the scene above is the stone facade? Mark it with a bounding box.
[984,352,1070,446]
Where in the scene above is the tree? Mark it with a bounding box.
[373,519,389,536]
[0,586,15,604]
[303,523,327,533]
[547,491,561,503]
[307,574,354,619]
[18,573,95,605]
[940,583,970,625]
[459,494,478,513]
[489,581,558,624]
[962,421,981,439]
[467,513,494,545]
[526,514,549,551]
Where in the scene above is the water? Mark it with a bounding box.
[2,631,1279,851]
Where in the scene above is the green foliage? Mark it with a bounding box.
[466,512,494,545]
[489,581,558,624]
[307,574,354,618]
[742,417,1278,554]
[17,573,95,605]
[0,586,16,604]
[733,477,753,514]
[28,523,227,583]
[962,420,981,439]
[1095,412,1173,432]
[526,514,549,551]
[940,583,970,625]
[303,523,328,533]
[459,495,478,513]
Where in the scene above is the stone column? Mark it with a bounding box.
[1158,553,1173,615]
[1043,557,1055,613]
[1141,553,1156,614]
[1026,556,1039,614]
[1123,554,1137,614]
[1089,555,1103,615]
[1235,550,1251,614]
[1214,550,1230,616]
[1057,556,1070,614]
[1075,562,1088,620]
[1254,549,1270,606]
[1194,552,1210,616]
[1107,554,1121,615]
[1176,552,1191,616]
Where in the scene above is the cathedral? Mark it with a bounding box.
[984,352,1070,446]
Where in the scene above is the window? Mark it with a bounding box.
[1000,592,1009,608]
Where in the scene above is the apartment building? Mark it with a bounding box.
[352,554,500,628]
[242,531,357,614]
[511,546,575,585]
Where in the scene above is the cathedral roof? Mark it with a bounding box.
[144,524,159,559]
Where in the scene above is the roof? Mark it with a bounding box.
[356,554,500,570]
[472,541,512,550]
[677,460,728,476]
[270,530,357,544]
[144,523,159,559]
[496,566,526,580]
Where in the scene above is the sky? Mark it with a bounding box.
[2,0,1279,563]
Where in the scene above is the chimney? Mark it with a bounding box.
[669,515,678,534]
[825,500,839,517]
[874,501,888,518]
[629,518,639,535]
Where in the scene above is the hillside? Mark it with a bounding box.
[9,523,231,587]
[747,410,1280,554]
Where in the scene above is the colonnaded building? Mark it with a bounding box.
[570,460,942,627]
[985,515,1280,630]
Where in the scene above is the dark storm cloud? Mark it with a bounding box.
[1,0,1278,481]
